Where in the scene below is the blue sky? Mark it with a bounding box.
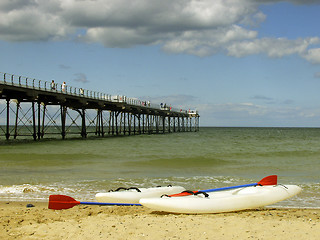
[1,0,320,127]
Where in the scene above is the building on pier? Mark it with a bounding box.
[0,72,200,140]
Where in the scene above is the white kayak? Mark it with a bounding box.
[95,185,186,203]
[139,185,302,214]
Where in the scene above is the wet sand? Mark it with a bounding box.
[0,201,319,239]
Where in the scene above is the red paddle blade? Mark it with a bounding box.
[258,175,277,186]
[48,195,81,210]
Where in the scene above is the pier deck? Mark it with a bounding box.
[0,72,199,140]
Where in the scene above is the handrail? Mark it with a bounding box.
[0,72,197,114]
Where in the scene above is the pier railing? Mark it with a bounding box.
[1,72,197,115]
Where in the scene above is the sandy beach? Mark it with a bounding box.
[0,201,319,240]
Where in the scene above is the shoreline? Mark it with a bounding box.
[1,201,319,239]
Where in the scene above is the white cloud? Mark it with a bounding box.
[84,27,155,48]
[0,1,69,41]
[162,25,257,57]
[196,102,320,127]
[240,11,267,27]
[62,0,255,30]
[209,102,269,117]
[302,48,320,64]
[0,0,320,64]
[0,0,256,46]
[227,37,320,58]
[80,0,259,50]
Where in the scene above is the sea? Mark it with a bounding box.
[0,127,319,208]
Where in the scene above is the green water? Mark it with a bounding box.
[0,127,319,208]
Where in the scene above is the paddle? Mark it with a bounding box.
[48,195,141,210]
[169,175,278,197]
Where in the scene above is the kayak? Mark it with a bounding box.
[139,185,302,214]
[95,185,186,203]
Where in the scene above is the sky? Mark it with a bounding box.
[1,0,320,127]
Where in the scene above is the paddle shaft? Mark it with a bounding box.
[80,201,141,206]
[201,183,257,193]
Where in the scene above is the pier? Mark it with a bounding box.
[0,72,199,140]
